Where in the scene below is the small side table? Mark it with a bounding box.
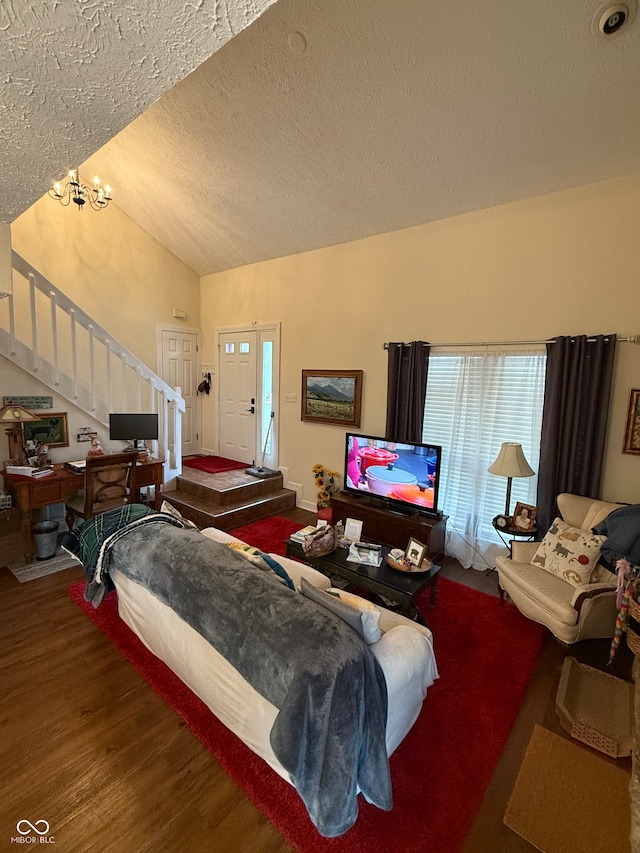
[491,518,537,556]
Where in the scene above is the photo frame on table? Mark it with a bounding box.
[22,412,69,448]
[623,388,640,455]
[344,517,363,543]
[405,538,427,568]
[511,502,537,532]
[301,370,363,427]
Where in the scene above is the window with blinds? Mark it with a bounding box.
[422,349,547,570]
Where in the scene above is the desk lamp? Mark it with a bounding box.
[488,442,535,517]
[0,405,42,464]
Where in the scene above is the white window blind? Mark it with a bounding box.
[423,349,546,570]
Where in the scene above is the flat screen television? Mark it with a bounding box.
[343,432,443,517]
[109,413,159,451]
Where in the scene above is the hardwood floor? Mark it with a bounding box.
[0,508,633,851]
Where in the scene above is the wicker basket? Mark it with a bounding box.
[556,657,634,758]
[627,594,640,656]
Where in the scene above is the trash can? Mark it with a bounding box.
[32,521,59,561]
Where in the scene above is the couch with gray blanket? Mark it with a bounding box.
[64,508,439,837]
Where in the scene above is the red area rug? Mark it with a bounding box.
[227,516,302,555]
[67,518,545,853]
[183,454,248,474]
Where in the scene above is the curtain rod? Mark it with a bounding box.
[383,335,638,349]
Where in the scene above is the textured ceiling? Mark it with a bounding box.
[5,0,640,276]
[0,0,276,222]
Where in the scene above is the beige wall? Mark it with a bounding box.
[10,184,200,368]
[201,174,640,509]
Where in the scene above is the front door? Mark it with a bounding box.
[160,328,198,458]
[218,330,257,464]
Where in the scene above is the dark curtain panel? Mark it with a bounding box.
[385,341,430,443]
[536,334,617,533]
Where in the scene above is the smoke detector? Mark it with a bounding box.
[592,1,637,37]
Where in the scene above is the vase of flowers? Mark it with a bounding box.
[312,464,341,522]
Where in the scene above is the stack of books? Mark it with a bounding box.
[289,525,319,543]
[5,465,54,478]
[64,460,87,473]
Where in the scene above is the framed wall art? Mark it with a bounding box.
[301,370,363,427]
[623,388,640,455]
[22,412,69,448]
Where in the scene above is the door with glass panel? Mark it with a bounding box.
[217,325,280,468]
[218,331,257,463]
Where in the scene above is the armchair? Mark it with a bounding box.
[496,493,624,644]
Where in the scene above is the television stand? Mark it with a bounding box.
[330,492,448,562]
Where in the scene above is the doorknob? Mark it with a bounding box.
[246,406,255,414]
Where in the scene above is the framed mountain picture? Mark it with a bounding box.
[301,370,363,427]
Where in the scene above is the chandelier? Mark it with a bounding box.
[49,169,113,211]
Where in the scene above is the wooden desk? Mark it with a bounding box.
[4,458,164,563]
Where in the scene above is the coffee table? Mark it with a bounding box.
[285,538,440,625]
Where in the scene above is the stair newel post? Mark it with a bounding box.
[120,354,127,411]
[70,308,78,400]
[105,340,112,414]
[137,366,143,409]
[8,286,16,355]
[50,290,60,386]
[88,324,96,412]
[28,272,38,372]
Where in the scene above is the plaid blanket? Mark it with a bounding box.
[61,504,184,607]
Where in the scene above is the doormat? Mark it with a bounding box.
[504,724,631,853]
[183,455,248,474]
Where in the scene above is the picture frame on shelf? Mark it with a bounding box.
[301,370,363,427]
[623,388,640,455]
[343,517,363,543]
[22,412,69,448]
[511,502,537,532]
[405,538,427,568]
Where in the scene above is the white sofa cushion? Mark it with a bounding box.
[530,518,605,586]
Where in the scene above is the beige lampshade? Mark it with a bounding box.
[0,404,42,424]
[488,442,535,478]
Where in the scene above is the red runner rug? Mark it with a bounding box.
[67,518,545,853]
[183,455,248,474]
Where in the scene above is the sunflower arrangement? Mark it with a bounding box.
[312,464,341,507]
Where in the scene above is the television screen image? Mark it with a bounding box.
[344,433,442,516]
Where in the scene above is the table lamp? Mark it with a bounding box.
[0,404,42,464]
[488,442,535,517]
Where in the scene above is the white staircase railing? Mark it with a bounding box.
[0,251,184,485]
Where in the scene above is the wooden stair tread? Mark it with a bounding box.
[162,465,296,531]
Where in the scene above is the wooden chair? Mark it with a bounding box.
[65,452,137,531]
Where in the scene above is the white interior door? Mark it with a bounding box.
[160,328,198,458]
[218,330,257,463]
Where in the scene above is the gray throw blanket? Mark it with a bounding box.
[109,524,392,837]
[594,504,640,570]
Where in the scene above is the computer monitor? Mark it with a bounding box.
[109,413,158,451]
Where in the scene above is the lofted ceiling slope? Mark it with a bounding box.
[0,0,276,223]
[5,0,640,276]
